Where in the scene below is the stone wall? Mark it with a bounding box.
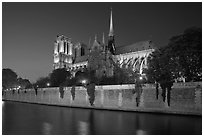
[2,82,202,115]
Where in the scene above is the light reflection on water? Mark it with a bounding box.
[2,101,202,135]
[136,129,147,135]
[2,101,5,107]
[78,121,89,135]
[42,122,52,135]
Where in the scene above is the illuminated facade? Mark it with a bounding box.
[53,35,74,69]
[53,35,88,70]
[53,9,155,76]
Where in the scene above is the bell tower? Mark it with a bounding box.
[53,35,73,70]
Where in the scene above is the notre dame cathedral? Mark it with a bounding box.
[53,9,155,78]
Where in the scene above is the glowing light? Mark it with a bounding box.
[68,43,73,55]
[47,83,50,87]
[42,122,52,135]
[2,101,5,107]
[136,129,147,135]
[81,80,87,84]
[139,76,143,80]
[78,121,89,135]
[17,86,21,90]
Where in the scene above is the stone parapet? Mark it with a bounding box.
[2,82,202,116]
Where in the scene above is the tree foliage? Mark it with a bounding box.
[2,68,32,90]
[35,76,50,88]
[145,27,201,90]
[2,68,18,89]
[17,77,32,89]
[167,27,202,81]
[49,68,71,87]
[87,50,104,72]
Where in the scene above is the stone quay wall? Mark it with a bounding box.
[2,82,202,115]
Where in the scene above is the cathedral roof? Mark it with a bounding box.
[91,35,103,51]
[115,40,155,55]
[92,40,101,48]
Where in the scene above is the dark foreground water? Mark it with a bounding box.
[2,101,202,135]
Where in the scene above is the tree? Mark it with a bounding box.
[35,76,50,88]
[144,48,174,106]
[87,48,107,84]
[146,27,201,83]
[2,68,18,89]
[166,27,202,81]
[49,68,71,87]
[17,78,32,89]
[144,27,201,106]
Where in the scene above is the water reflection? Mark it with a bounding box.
[42,122,52,135]
[78,121,89,135]
[2,101,202,135]
[136,129,147,135]
[2,101,5,107]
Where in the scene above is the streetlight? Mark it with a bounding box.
[81,79,87,84]
[47,83,50,87]
[81,79,88,87]
[17,86,21,90]
[139,76,143,80]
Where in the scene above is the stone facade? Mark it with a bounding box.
[53,9,155,77]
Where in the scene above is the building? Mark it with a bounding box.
[53,9,155,77]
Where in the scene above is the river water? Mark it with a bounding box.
[2,101,201,135]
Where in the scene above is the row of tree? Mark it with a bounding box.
[2,68,32,90]
[33,68,71,88]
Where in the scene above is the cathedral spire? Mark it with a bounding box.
[107,7,116,55]
[95,34,97,41]
[109,7,114,37]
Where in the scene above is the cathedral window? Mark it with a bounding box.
[64,42,66,53]
[67,43,70,54]
[81,47,85,56]
[57,43,59,52]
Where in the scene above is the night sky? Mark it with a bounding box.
[2,2,201,82]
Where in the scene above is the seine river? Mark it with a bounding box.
[2,101,201,135]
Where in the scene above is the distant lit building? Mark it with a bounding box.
[53,9,155,77]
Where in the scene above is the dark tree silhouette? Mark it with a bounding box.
[35,76,50,88]
[70,85,75,100]
[59,85,65,99]
[34,85,38,96]
[17,77,32,89]
[145,27,201,106]
[49,68,71,87]
[167,27,202,82]
[145,48,174,105]
[2,68,18,89]
[86,83,95,106]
